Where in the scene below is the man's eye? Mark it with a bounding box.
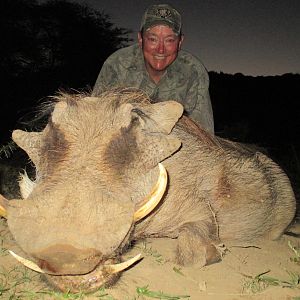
[148,37,157,42]
[165,38,175,43]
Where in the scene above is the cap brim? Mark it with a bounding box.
[142,20,180,35]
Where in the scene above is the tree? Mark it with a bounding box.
[0,0,131,143]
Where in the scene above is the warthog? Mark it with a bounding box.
[0,89,296,292]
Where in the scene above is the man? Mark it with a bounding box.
[92,4,214,134]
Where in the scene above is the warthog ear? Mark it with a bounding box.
[149,101,183,134]
[12,130,42,169]
[132,101,184,134]
[129,101,183,167]
[52,101,68,124]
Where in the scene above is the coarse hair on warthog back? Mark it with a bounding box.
[1,88,296,293]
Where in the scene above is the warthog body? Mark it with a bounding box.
[3,89,296,292]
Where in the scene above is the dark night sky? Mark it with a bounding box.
[76,0,300,76]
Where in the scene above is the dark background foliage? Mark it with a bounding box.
[1,0,299,202]
[1,0,131,140]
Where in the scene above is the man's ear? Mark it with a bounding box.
[178,34,184,50]
[138,32,143,48]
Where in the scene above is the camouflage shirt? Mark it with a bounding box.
[92,44,214,134]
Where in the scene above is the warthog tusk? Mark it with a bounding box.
[0,195,8,218]
[9,249,141,278]
[40,253,143,293]
[8,250,45,273]
[0,205,6,218]
[105,253,142,274]
[133,163,168,222]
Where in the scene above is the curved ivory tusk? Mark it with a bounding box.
[105,253,142,274]
[9,249,141,277]
[9,250,45,273]
[0,195,8,218]
[133,163,168,222]
[0,205,7,218]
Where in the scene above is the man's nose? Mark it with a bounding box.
[157,40,165,54]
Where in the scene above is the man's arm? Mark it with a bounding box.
[185,74,214,134]
[92,61,119,96]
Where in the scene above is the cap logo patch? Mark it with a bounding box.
[155,8,172,19]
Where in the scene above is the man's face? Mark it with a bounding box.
[138,25,184,74]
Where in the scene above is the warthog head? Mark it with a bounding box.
[0,89,183,292]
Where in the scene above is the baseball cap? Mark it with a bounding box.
[140,4,182,35]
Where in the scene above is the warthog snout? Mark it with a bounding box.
[32,244,102,275]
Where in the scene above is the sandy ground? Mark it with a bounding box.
[0,217,299,300]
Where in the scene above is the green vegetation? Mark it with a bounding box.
[289,240,300,264]
[136,286,190,299]
[243,241,300,294]
[172,267,185,276]
[136,241,166,264]
[39,288,117,300]
[243,270,300,293]
[0,265,42,299]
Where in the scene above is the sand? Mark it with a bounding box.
[0,217,299,300]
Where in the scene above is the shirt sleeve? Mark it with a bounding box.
[91,60,119,96]
[185,71,215,134]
